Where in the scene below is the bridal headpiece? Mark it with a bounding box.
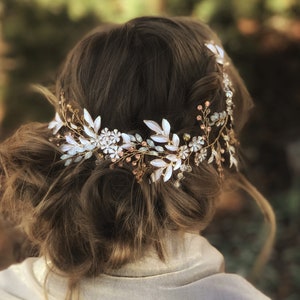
[48,42,239,184]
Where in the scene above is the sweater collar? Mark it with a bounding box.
[104,232,224,278]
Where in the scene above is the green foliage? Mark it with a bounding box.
[2,0,98,133]
[32,0,163,22]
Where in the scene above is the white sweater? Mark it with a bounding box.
[0,233,270,299]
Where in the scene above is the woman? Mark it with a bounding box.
[0,16,275,299]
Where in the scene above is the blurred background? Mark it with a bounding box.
[0,0,299,299]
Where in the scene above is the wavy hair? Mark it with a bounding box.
[0,16,275,299]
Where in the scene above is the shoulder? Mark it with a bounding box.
[0,257,49,300]
[182,273,271,300]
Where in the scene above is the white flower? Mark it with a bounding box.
[100,139,114,154]
[210,111,227,127]
[109,145,123,159]
[100,128,111,141]
[189,136,204,152]
[179,145,190,159]
[195,148,207,166]
[48,113,64,134]
[98,129,121,152]
[110,129,121,143]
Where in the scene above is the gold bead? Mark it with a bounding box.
[177,172,184,179]
[183,133,191,142]
[174,181,181,188]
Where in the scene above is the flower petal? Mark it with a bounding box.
[150,159,167,168]
[205,43,217,54]
[61,144,74,152]
[65,158,72,166]
[48,120,56,130]
[93,116,101,133]
[165,145,178,152]
[146,139,155,148]
[129,134,136,142]
[230,155,238,168]
[143,120,163,134]
[84,108,94,128]
[79,137,89,145]
[65,135,77,145]
[135,134,143,142]
[151,168,164,182]
[162,119,170,136]
[148,151,159,156]
[84,143,96,151]
[173,159,182,170]
[138,147,148,152]
[216,45,224,58]
[172,134,180,147]
[121,143,134,150]
[61,154,72,160]
[68,146,81,155]
[48,113,64,134]
[164,165,173,182]
[122,133,131,144]
[48,114,60,129]
[84,151,93,160]
[83,125,97,139]
[151,135,169,143]
[166,154,178,162]
[74,156,83,163]
[55,112,63,123]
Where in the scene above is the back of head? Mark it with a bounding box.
[0,16,254,282]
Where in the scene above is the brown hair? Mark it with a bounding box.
[0,16,275,298]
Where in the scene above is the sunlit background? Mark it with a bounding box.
[0,1,299,299]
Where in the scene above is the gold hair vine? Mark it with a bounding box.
[48,42,238,184]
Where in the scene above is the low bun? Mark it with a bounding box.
[0,119,222,278]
